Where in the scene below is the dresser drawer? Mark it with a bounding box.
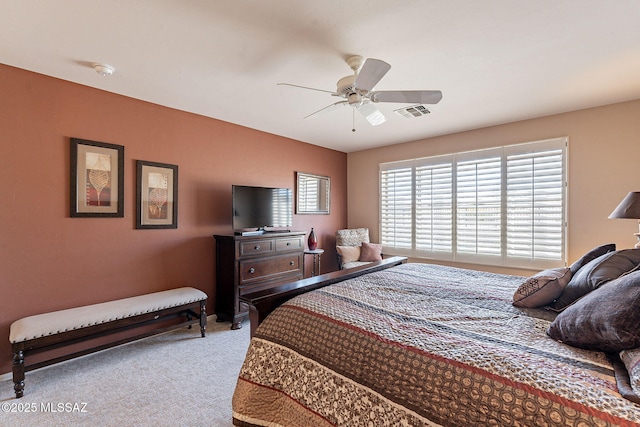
[239,254,302,285]
[238,239,275,257]
[275,235,304,252]
[215,231,306,330]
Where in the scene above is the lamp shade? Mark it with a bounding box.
[609,192,640,219]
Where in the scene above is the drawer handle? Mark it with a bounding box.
[286,242,291,246]
[289,261,295,266]
[254,245,260,250]
[249,267,255,274]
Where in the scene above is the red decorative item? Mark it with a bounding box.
[307,228,318,250]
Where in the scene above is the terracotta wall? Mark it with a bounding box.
[348,99,640,276]
[0,64,347,375]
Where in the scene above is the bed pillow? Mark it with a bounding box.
[547,270,640,352]
[336,245,361,264]
[569,243,616,276]
[512,267,571,308]
[550,249,640,311]
[620,348,640,397]
[359,242,383,262]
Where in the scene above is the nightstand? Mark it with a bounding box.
[304,249,324,277]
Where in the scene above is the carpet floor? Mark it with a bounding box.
[0,317,250,426]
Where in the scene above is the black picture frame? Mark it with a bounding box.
[136,160,178,229]
[70,138,124,218]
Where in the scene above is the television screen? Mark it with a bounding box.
[232,185,293,232]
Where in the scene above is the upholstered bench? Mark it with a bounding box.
[10,286,207,398]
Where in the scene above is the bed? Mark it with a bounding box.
[232,258,640,426]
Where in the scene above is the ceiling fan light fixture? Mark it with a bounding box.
[358,102,386,126]
[347,93,363,106]
[92,63,115,76]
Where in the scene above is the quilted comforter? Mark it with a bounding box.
[232,263,640,426]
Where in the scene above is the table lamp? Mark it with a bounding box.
[608,191,640,248]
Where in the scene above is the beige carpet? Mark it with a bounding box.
[0,317,250,426]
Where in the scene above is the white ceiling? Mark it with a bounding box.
[2,1,640,153]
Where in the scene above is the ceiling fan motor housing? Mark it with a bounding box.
[347,93,363,106]
[336,75,356,97]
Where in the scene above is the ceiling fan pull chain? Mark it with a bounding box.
[352,107,356,132]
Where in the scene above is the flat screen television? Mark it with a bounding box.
[232,185,293,234]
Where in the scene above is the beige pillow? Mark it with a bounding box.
[513,267,571,308]
[359,242,382,262]
[336,245,361,264]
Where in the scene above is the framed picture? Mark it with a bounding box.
[136,160,178,229]
[296,172,330,214]
[70,138,124,217]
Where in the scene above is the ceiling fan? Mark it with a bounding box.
[278,55,442,129]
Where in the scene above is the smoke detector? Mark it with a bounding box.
[394,104,431,118]
[92,63,115,76]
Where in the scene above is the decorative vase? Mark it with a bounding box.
[308,228,318,250]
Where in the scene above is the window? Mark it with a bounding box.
[379,138,567,269]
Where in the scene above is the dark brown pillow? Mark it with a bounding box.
[550,249,640,311]
[547,270,640,352]
[513,267,571,308]
[569,243,616,276]
[359,242,382,262]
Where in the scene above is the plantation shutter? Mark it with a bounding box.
[455,149,502,261]
[379,137,566,269]
[380,163,413,250]
[505,139,566,265]
[414,156,453,257]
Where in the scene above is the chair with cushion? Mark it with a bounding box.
[335,228,383,270]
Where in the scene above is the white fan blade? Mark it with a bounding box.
[277,83,335,94]
[371,90,443,104]
[304,101,348,119]
[357,102,386,126]
[354,58,391,92]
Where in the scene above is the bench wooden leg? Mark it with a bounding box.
[13,350,25,398]
[199,300,207,337]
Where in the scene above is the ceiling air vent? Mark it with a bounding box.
[394,104,431,118]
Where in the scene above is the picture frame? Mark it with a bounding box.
[136,160,178,229]
[70,138,124,217]
[296,172,330,214]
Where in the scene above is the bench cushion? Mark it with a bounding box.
[10,287,207,343]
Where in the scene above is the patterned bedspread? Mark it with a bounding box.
[232,263,640,426]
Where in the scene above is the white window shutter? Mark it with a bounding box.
[380,165,413,249]
[379,137,567,269]
[505,140,566,266]
[415,157,453,256]
[456,150,502,260]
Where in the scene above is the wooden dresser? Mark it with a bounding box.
[214,231,305,329]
